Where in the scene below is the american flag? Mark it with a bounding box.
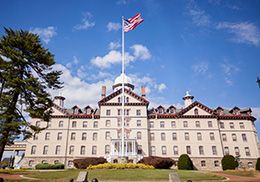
[124,13,144,32]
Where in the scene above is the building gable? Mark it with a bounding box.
[178,101,215,117]
[52,104,68,116]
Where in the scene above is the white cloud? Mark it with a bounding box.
[130,44,151,60]
[91,44,151,69]
[192,62,209,74]
[107,22,120,32]
[187,0,210,26]
[66,56,79,68]
[30,26,57,44]
[74,12,95,30]
[108,41,121,50]
[220,62,239,85]
[52,64,113,107]
[252,107,260,123]
[158,83,167,92]
[216,22,260,46]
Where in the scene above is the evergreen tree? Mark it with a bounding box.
[256,157,260,171]
[0,28,62,161]
[178,154,194,170]
[221,155,239,170]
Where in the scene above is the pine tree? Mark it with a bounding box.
[0,28,62,161]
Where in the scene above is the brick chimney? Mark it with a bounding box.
[101,86,106,99]
[141,86,146,97]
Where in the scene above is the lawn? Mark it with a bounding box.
[2,169,225,181]
[220,169,255,177]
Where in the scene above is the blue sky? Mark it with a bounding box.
[1,0,260,135]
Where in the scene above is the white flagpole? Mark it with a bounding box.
[121,16,125,157]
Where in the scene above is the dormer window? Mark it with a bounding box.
[194,108,199,115]
[170,108,175,114]
[159,108,164,114]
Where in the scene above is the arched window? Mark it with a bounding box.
[31,145,36,155]
[59,121,63,127]
[72,121,77,128]
[55,145,61,155]
[194,108,199,115]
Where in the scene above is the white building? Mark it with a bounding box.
[23,73,259,170]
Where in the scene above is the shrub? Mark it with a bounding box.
[73,157,107,169]
[138,156,175,169]
[35,163,64,169]
[221,155,238,170]
[178,154,193,170]
[87,163,154,170]
[256,157,260,171]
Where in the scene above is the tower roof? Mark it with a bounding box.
[113,73,134,91]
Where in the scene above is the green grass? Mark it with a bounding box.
[221,169,255,177]
[2,169,225,181]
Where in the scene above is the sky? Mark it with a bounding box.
[1,0,260,137]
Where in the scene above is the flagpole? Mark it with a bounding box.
[121,16,125,157]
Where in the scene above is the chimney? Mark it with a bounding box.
[53,96,65,108]
[141,86,146,97]
[101,86,106,99]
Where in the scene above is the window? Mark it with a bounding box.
[80,146,86,155]
[136,109,141,116]
[82,132,87,140]
[118,97,121,103]
[28,160,34,167]
[43,145,48,155]
[212,146,217,155]
[55,145,61,155]
[171,121,176,128]
[185,132,189,141]
[117,119,121,127]
[93,121,98,128]
[151,146,156,156]
[161,133,166,141]
[137,132,142,140]
[45,132,50,140]
[59,121,63,127]
[68,160,73,167]
[57,132,62,140]
[117,109,121,115]
[210,132,215,141]
[93,133,98,141]
[150,133,155,141]
[42,160,47,163]
[222,133,227,141]
[31,145,36,155]
[186,146,191,155]
[208,121,213,128]
[194,108,199,115]
[214,160,219,167]
[72,121,77,128]
[162,146,167,155]
[71,132,76,140]
[33,134,38,140]
[105,120,110,127]
[239,122,245,129]
[248,162,253,168]
[137,145,142,154]
[69,145,74,155]
[196,121,200,128]
[230,122,234,129]
[235,147,240,156]
[149,121,154,128]
[201,160,206,167]
[232,134,237,141]
[197,132,202,141]
[117,131,121,139]
[242,134,247,142]
[245,147,250,156]
[36,121,40,127]
[83,121,87,128]
[126,97,129,103]
[54,160,59,164]
[220,122,224,129]
[173,146,178,155]
[137,120,141,127]
[105,145,110,154]
[125,119,130,127]
[47,121,51,128]
[92,146,97,155]
[105,131,110,140]
[172,133,177,140]
[183,121,188,128]
[199,146,204,155]
[224,147,229,155]
[106,109,111,116]
[125,109,129,116]
[160,121,165,128]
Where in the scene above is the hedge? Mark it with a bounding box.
[87,163,154,169]
[73,157,107,169]
[221,155,238,170]
[256,157,260,171]
[178,154,193,170]
[138,156,175,169]
[35,163,64,169]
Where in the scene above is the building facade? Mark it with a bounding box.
[23,73,259,170]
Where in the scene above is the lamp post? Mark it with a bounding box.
[257,77,260,88]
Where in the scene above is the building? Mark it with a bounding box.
[23,73,259,170]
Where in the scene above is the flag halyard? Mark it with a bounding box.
[124,13,144,32]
